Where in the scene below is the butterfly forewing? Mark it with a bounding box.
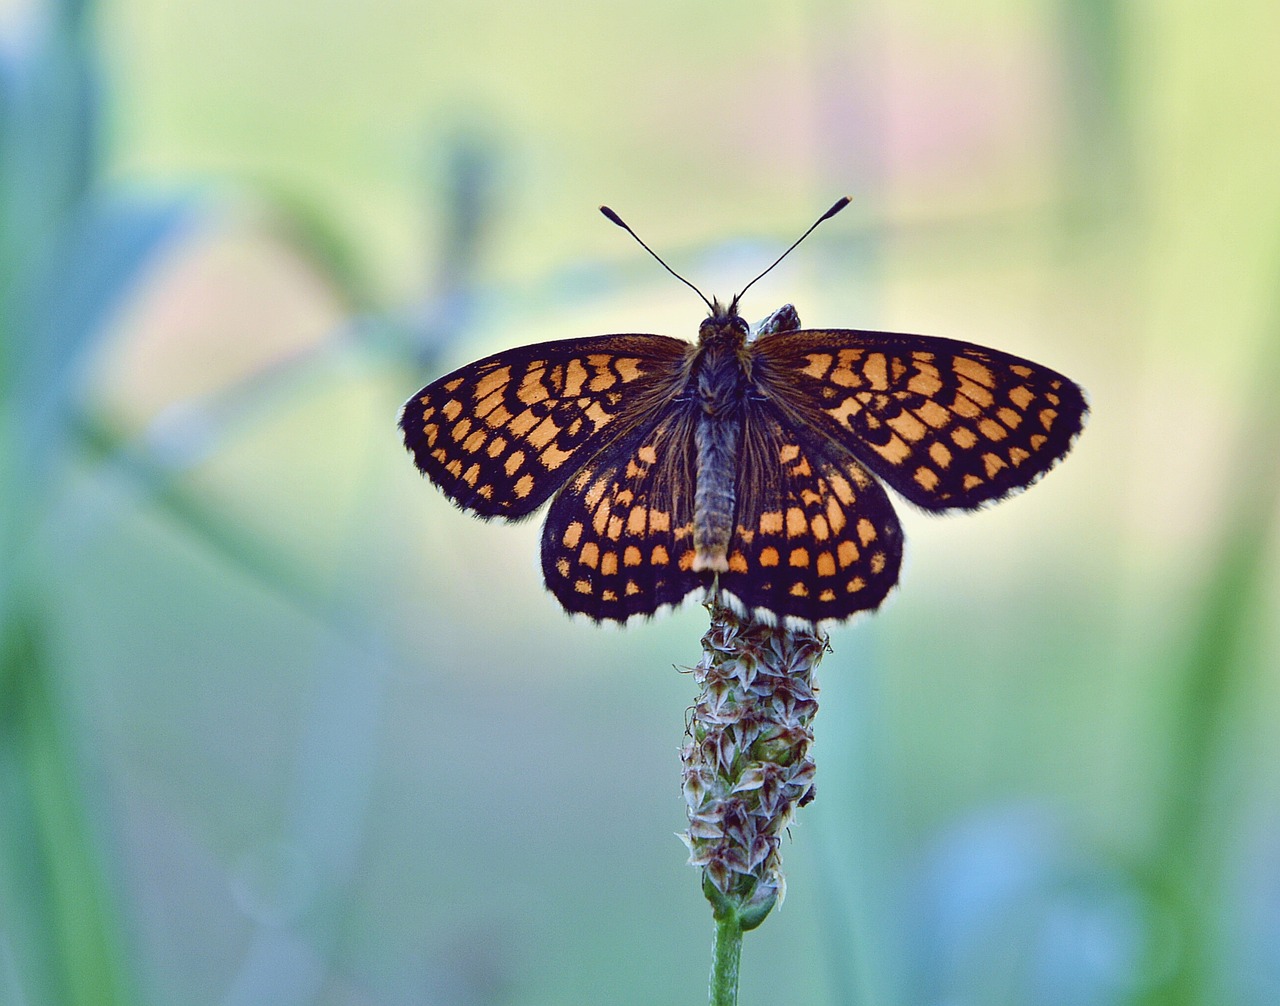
[542,406,703,621]
[751,330,1087,512]
[400,334,690,518]
[717,400,903,623]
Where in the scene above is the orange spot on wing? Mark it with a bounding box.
[541,444,574,470]
[978,418,1007,442]
[527,418,561,449]
[954,357,994,387]
[801,353,833,379]
[914,467,940,491]
[508,409,539,436]
[908,365,943,396]
[563,359,588,396]
[915,400,950,428]
[863,353,888,389]
[474,367,511,400]
[871,434,911,466]
[887,411,927,442]
[825,497,846,534]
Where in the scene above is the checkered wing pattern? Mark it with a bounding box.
[717,399,904,623]
[750,330,1088,511]
[400,334,690,519]
[541,406,704,621]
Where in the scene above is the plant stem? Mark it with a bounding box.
[709,911,744,1006]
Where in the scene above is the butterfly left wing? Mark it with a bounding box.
[400,334,690,519]
[541,404,706,622]
[717,398,904,624]
[750,329,1087,512]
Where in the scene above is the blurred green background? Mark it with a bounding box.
[2,0,1278,1003]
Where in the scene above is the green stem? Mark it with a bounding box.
[709,911,744,1006]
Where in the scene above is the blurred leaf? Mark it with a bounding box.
[1,195,200,581]
[0,0,102,295]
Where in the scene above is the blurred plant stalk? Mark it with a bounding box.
[1,1,192,1003]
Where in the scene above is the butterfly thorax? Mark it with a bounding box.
[690,304,750,574]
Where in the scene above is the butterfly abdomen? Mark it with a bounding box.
[690,328,749,574]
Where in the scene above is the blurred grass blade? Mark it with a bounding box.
[1138,259,1280,1005]
[0,598,135,1006]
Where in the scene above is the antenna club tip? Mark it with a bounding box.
[822,195,853,220]
[599,205,625,227]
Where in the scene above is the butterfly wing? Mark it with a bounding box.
[400,334,690,518]
[750,329,1087,511]
[717,397,904,624]
[541,404,705,621]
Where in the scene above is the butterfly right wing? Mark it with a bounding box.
[400,334,691,519]
[750,329,1087,513]
[717,397,904,624]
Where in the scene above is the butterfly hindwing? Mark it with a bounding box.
[400,334,690,519]
[717,399,904,623]
[542,405,705,621]
[750,329,1087,512]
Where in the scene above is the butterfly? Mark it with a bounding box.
[399,199,1087,626]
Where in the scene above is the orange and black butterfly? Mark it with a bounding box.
[400,199,1087,625]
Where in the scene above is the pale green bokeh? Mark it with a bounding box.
[3,0,1278,1003]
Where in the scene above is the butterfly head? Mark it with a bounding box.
[698,297,750,350]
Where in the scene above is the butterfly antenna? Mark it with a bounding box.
[733,196,852,306]
[600,205,715,313]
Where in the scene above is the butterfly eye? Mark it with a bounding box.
[733,317,749,335]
